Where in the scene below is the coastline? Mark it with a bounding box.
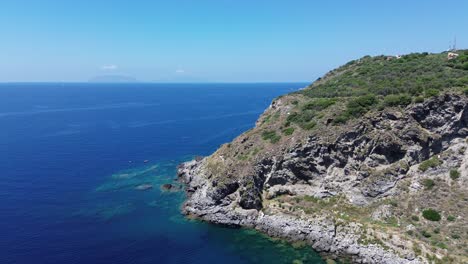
[176,92,468,264]
[177,159,423,264]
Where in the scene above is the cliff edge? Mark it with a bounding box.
[179,51,468,264]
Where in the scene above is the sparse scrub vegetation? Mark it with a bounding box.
[282,127,295,136]
[419,157,441,172]
[333,94,378,124]
[421,230,432,238]
[286,111,317,130]
[383,94,412,107]
[449,169,460,180]
[302,98,337,111]
[424,88,440,98]
[261,130,281,143]
[422,179,435,190]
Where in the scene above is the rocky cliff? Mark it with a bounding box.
[178,51,468,264]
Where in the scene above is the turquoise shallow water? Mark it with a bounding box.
[0,83,325,264]
[85,160,325,264]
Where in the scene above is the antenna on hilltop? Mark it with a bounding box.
[453,36,457,51]
[449,36,457,52]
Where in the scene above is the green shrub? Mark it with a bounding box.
[424,88,439,98]
[411,215,420,222]
[383,94,412,107]
[286,112,301,123]
[333,114,349,124]
[421,230,432,238]
[449,169,460,180]
[447,215,456,222]
[451,234,460,239]
[302,98,336,111]
[347,94,378,114]
[463,62,468,70]
[302,121,317,130]
[286,110,318,130]
[422,178,435,190]
[287,110,313,125]
[422,208,441,221]
[237,154,248,161]
[333,95,378,124]
[435,242,447,249]
[419,157,441,172]
[261,130,281,143]
[282,127,295,136]
[414,96,424,103]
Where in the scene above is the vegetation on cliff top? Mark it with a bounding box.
[277,50,468,132]
[300,51,468,98]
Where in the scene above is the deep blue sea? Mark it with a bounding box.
[0,83,325,264]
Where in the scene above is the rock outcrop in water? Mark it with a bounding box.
[178,51,468,264]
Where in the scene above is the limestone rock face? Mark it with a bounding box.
[178,93,468,264]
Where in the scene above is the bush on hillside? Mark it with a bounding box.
[287,111,317,130]
[302,98,337,111]
[414,96,424,103]
[422,179,435,190]
[333,94,378,124]
[450,169,460,180]
[424,88,439,98]
[261,130,281,143]
[421,230,432,238]
[419,157,441,172]
[383,94,412,107]
[447,215,456,222]
[282,127,295,136]
[302,121,317,130]
[422,208,441,221]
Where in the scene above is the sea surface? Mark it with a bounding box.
[0,83,325,264]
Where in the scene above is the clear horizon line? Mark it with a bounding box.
[0,81,312,84]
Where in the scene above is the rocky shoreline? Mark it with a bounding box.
[176,93,468,264]
[178,159,425,264]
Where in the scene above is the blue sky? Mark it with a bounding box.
[0,0,467,82]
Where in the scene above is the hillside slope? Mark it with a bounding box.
[178,51,468,264]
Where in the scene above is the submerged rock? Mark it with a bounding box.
[161,183,173,191]
[135,184,153,191]
[160,183,183,192]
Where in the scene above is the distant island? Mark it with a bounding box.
[88,75,138,83]
[178,50,468,264]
